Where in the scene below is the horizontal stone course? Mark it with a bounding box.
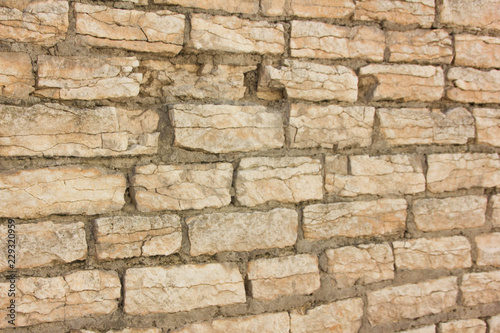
[474,108,500,146]
[461,271,500,306]
[439,319,487,333]
[455,35,500,69]
[439,0,500,30]
[447,67,500,104]
[355,0,435,27]
[153,0,259,14]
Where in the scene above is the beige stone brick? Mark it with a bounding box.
[124,263,245,315]
[153,0,259,14]
[492,195,500,228]
[261,0,355,18]
[355,0,435,28]
[461,271,500,306]
[447,67,500,104]
[455,35,500,68]
[489,315,500,333]
[439,0,500,30]
[474,108,500,146]
[76,329,161,333]
[475,233,500,267]
[439,319,487,333]
[187,208,298,256]
[0,52,34,99]
[398,326,436,333]
[247,254,320,300]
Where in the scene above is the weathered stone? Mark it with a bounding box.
[290,298,363,333]
[355,0,435,28]
[455,35,500,69]
[447,67,500,104]
[75,3,184,55]
[235,156,323,206]
[412,196,487,231]
[291,21,384,61]
[0,52,34,99]
[387,29,453,64]
[474,108,500,146]
[0,0,69,46]
[75,329,161,333]
[189,14,284,54]
[461,271,500,306]
[258,59,358,102]
[95,215,182,260]
[247,254,320,300]
[170,104,284,153]
[359,64,444,101]
[0,104,159,157]
[187,208,298,256]
[439,319,487,333]
[36,56,141,100]
[426,153,500,193]
[378,107,474,145]
[262,0,355,18]
[124,263,245,314]
[492,195,500,228]
[367,277,458,325]
[398,326,436,333]
[475,233,500,267]
[153,0,258,14]
[489,315,500,333]
[439,0,500,30]
[326,243,394,288]
[303,199,407,240]
[0,166,126,219]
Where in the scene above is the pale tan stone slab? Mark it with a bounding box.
[447,67,500,104]
[439,0,500,30]
[475,233,500,267]
[355,0,435,28]
[455,35,500,68]
[0,52,34,99]
[262,0,355,18]
[153,0,258,14]
[474,108,500,146]
[461,271,500,306]
[439,319,487,333]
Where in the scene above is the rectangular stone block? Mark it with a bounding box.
[0,104,159,157]
[0,52,34,99]
[378,107,474,145]
[367,277,458,326]
[154,0,259,14]
[474,108,500,146]
[447,67,500,103]
[461,271,500,306]
[303,199,407,240]
[426,153,500,193]
[76,329,161,333]
[187,208,298,256]
[189,14,284,54]
[170,104,284,153]
[235,156,323,207]
[262,0,355,18]
[247,254,320,301]
[455,35,500,68]
[291,21,385,61]
[439,0,500,30]
[130,163,232,211]
[412,196,487,231]
[124,263,245,314]
[359,64,444,101]
[355,0,435,28]
[36,56,141,100]
[475,233,500,267]
[95,215,182,260]
[0,0,69,46]
[493,195,500,228]
[75,3,184,54]
[489,315,500,333]
[0,166,126,219]
[326,243,394,288]
[439,319,487,333]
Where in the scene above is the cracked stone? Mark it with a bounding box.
[262,0,355,18]
[489,315,500,333]
[153,0,258,14]
[455,35,500,68]
[461,271,500,306]
[398,326,436,333]
[439,0,500,30]
[439,319,487,333]
[355,0,435,27]
[474,108,500,147]
[493,195,500,228]
[475,233,500,267]
[0,52,34,99]
[447,67,500,104]
[75,329,161,333]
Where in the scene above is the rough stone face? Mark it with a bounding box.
[153,0,258,14]
[489,315,500,333]
[378,107,474,145]
[475,233,500,267]
[387,29,453,64]
[0,166,126,219]
[493,195,500,228]
[439,319,487,333]
[36,56,141,100]
[76,329,161,333]
[291,21,385,61]
[131,163,232,212]
[141,60,255,100]
[0,52,34,99]
[455,35,500,69]
[474,108,500,146]
[426,153,500,193]
[0,0,69,46]
[170,104,284,153]
[303,199,407,240]
[326,243,394,288]
[235,156,323,206]
[124,263,245,314]
[75,3,184,55]
[438,0,500,30]
[355,0,435,28]
[367,277,458,326]
[398,326,436,333]
[290,298,363,333]
[412,196,487,231]
[189,14,284,54]
[447,67,500,104]
[247,254,320,301]
[359,64,444,101]
[0,104,159,157]
[258,59,358,102]
[461,271,500,306]
[262,0,355,18]
[95,215,182,260]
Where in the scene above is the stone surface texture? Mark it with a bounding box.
[439,0,500,30]
[0,52,34,99]
[474,108,500,146]
[153,0,259,14]
[262,0,355,18]
[475,233,500,267]
[493,195,500,228]
[355,0,435,27]
[439,319,487,333]
[455,35,500,68]
[460,271,500,306]
[447,67,500,104]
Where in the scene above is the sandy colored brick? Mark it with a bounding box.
[378,107,474,145]
[412,196,487,231]
[36,56,141,100]
[489,315,500,333]
[387,29,453,64]
[235,156,322,207]
[0,0,68,46]
[398,326,436,333]
[154,0,258,14]
[427,153,500,193]
[189,14,284,54]
[0,52,34,99]
[455,35,500,68]
[0,166,126,219]
[475,233,500,267]
[247,254,320,301]
[367,277,458,325]
[303,199,407,240]
[359,64,444,102]
[461,271,500,306]
[262,0,355,18]
[0,104,159,157]
[355,0,435,28]
[124,263,245,315]
[75,3,184,55]
[439,0,500,30]
[326,243,394,288]
[493,195,500,228]
[439,319,486,333]
[291,21,385,61]
[170,104,284,153]
[95,215,182,260]
[447,67,500,104]
[474,108,500,146]
[290,298,363,333]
